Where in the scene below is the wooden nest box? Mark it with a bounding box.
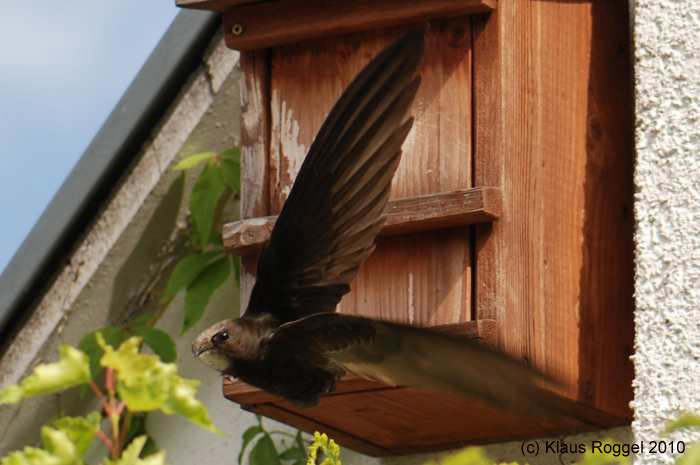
[177,0,635,456]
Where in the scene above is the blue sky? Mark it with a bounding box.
[0,2,179,273]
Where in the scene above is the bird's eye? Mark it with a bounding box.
[212,331,229,345]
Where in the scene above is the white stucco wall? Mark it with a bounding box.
[631,0,700,463]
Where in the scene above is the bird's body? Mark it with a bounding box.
[193,27,567,418]
[197,315,344,406]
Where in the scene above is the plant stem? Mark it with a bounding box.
[96,430,113,450]
[118,410,133,453]
[90,380,105,400]
[105,367,121,459]
[90,380,113,416]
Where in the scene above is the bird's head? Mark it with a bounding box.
[192,319,238,372]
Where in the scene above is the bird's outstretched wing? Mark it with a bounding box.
[268,313,571,419]
[245,28,425,322]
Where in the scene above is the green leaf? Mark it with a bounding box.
[140,437,160,460]
[79,326,129,380]
[162,376,219,433]
[219,149,241,192]
[279,447,306,462]
[0,345,90,404]
[220,147,240,162]
[125,413,146,446]
[173,152,216,171]
[183,256,231,333]
[97,335,220,433]
[0,386,22,404]
[1,425,84,465]
[123,415,160,459]
[41,427,81,465]
[294,430,305,450]
[103,436,166,465]
[191,160,226,248]
[677,442,700,465]
[232,256,241,286]
[134,327,177,363]
[666,412,700,433]
[99,336,170,411]
[51,413,101,457]
[1,447,62,465]
[162,251,222,302]
[238,425,264,465]
[250,435,281,465]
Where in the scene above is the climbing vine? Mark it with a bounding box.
[0,333,218,464]
[78,148,242,379]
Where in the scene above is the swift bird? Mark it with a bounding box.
[193,27,561,415]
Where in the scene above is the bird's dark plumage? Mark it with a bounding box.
[193,27,566,417]
[246,29,422,322]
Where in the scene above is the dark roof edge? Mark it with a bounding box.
[0,10,219,337]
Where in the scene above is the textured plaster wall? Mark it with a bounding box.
[631,0,700,463]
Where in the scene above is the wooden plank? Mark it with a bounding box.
[245,387,624,456]
[384,187,500,234]
[225,375,394,405]
[472,1,634,417]
[239,51,270,310]
[176,0,265,12]
[223,320,497,404]
[222,187,501,256]
[572,1,635,418]
[220,0,495,50]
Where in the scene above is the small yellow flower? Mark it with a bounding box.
[307,432,341,465]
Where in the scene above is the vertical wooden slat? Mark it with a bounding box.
[239,51,270,308]
[268,18,474,326]
[576,1,635,417]
[473,0,633,416]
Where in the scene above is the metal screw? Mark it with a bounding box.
[231,23,244,36]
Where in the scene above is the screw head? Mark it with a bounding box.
[231,23,244,36]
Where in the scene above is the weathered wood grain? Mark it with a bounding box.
[240,384,623,456]
[222,187,501,256]
[472,1,634,417]
[223,217,275,257]
[218,0,494,50]
[239,51,270,309]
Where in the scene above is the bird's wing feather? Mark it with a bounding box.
[244,28,425,322]
[269,313,572,419]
